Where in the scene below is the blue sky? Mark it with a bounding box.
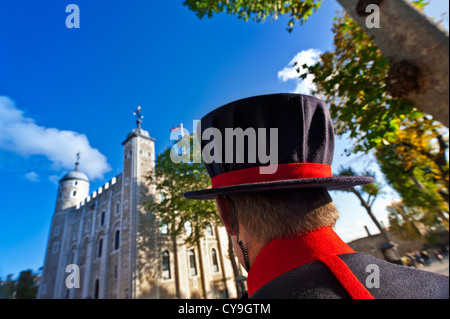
[0,1,448,280]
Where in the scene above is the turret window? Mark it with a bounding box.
[52,242,59,254]
[98,239,103,258]
[100,211,105,226]
[162,251,171,279]
[159,222,168,235]
[206,223,214,237]
[211,248,219,273]
[71,190,77,197]
[114,230,120,250]
[184,221,192,236]
[189,249,197,277]
[94,279,100,299]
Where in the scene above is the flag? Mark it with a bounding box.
[170,123,184,137]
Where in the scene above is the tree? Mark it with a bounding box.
[305,12,449,234]
[146,134,220,243]
[183,0,449,127]
[335,166,391,242]
[376,116,449,229]
[304,12,423,154]
[183,0,450,252]
[144,134,242,297]
[0,277,15,299]
[386,201,435,241]
[14,270,38,299]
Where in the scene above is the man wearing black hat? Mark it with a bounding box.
[184,94,449,299]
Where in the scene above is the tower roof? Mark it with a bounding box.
[60,152,89,183]
[122,106,155,145]
[60,170,89,183]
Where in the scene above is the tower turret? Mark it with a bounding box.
[120,106,155,298]
[55,153,90,212]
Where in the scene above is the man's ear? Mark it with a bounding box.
[215,196,234,236]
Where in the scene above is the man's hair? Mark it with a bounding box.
[229,188,339,244]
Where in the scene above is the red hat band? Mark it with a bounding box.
[211,163,333,188]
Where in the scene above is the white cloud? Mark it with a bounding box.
[24,171,39,182]
[277,48,322,94]
[0,96,111,180]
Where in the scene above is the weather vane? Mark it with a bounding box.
[75,151,81,171]
[133,106,144,129]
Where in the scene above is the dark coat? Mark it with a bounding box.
[249,253,449,299]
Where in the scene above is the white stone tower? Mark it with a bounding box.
[120,106,156,298]
[55,153,90,212]
[38,154,91,299]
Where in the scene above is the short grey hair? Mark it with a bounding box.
[229,188,339,244]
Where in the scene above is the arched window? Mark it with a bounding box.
[184,221,192,236]
[114,230,120,250]
[98,239,103,258]
[80,238,89,266]
[211,248,219,273]
[162,251,171,279]
[206,223,214,237]
[115,202,120,215]
[100,211,105,226]
[94,279,100,299]
[54,226,60,236]
[52,242,59,254]
[159,222,168,235]
[188,249,197,276]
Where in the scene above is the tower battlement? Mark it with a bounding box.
[75,175,121,210]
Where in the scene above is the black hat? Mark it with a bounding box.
[184,94,373,200]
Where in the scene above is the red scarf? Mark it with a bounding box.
[246,226,374,299]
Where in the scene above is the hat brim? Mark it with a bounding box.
[184,176,374,200]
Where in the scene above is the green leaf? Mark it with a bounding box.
[183,0,323,31]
